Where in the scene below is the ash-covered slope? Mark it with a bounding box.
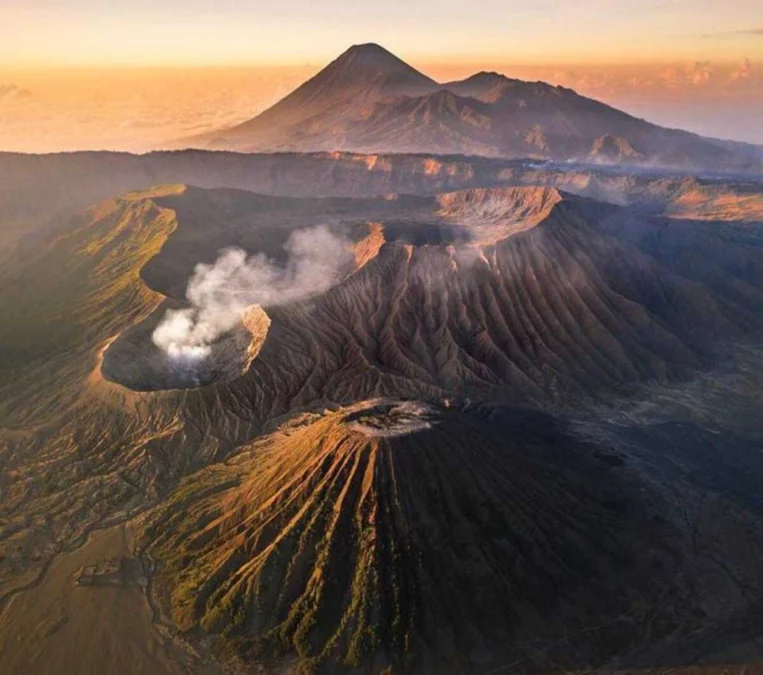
[3,177,763,674]
[6,180,760,428]
[185,45,763,172]
[96,185,762,411]
[140,401,694,673]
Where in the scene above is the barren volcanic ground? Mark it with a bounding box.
[1,156,763,674]
[142,401,695,673]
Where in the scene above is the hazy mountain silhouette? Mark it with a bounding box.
[186,44,762,172]
[198,43,438,151]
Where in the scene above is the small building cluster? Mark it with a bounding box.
[74,557,130,587]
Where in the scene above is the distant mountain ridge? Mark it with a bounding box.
[185,43,763,172]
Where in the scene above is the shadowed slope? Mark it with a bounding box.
[96,185,761,405]
[141,402,693,673]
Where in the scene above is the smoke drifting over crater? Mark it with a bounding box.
[152,225,352,358]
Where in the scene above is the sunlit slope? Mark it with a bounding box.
[141,402,694,673]
[0,187,194,606]
[0,185,184,426]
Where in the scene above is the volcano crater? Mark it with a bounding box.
[100,302,270,392]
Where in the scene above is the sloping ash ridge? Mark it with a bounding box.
[140,401,696,673]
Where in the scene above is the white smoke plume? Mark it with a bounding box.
[152,225,352,359]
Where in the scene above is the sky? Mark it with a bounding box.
[0,0,761,151]
[2,0,762,66]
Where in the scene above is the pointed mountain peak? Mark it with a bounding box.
[342,42,398,60]
[328,43,437,85]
